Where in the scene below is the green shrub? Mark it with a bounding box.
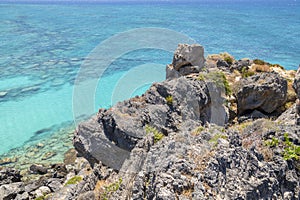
[165,95,173,105]
[102,178,123,200]
[145,125,164,143]
[198,73,205,81]
[203,71,232,96]
[192,126,205,136]
[283,133,300,160]
[209,134,228,146]
[264,137,279,147]
[269,63,284,70]
[253,59,266,65]
[35,196,45,200]
[154,132,164,143]
[241,67,255,78]
[224,56,233,65]
[64,176,82,186]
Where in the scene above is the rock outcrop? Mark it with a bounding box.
[235,72,287,115]
[74,76,212,170]
[1,44,299,200]
[166,44,205,79]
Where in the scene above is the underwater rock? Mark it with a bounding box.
[0,91,8,98]
[0,157,18,166]
[29,164,48,175]
[41,152,57,160]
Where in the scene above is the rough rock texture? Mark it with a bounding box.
[0,182,26,200]
[166,44,205,79]
[0,168,21,185]
[74,76,212,170]
[293,65,300,99]
[173,44,205,70]
[1,45,299,200]
[231,59,253,72]
[236,72,287,115]
[111,121,300,200]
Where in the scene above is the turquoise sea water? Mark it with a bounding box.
[0,1,300,158]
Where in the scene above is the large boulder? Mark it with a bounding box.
[236,72,287,115]
[166,44,205,79]
[74,77,212,170]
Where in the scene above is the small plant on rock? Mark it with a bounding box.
[145,125,164,143]
[283,133,300,161]
[224,56,233,65]
[209,134,228,147]
[192,126,205,136]
[241,67,255,78]
[101,178,123,200]
[264,137,279,147]
[165,95,173,105]
[64,176,82,186]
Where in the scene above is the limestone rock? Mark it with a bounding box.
[29,164,48,175]
[167,44,205,79]
[74,77,212,170]
[172,44,205,70]
[0,168,22,185]
[0,182,25,200]
[236,72,287,115]
[293,65,300,99]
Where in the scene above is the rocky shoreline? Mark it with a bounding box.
[1,44,299,200]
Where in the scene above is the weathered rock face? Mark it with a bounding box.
[112,121,300,200]
[172,44,205,70]
[236,72,287,115]
[166,44,205,79]
[293,65,300,99]
[74,77,212,170]
[0,182,26,200]
[1,45,298,200]
[0,168,21,185]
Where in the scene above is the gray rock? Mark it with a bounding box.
[293,65,300,99]
[230,59,252,72]
[15,192,29,200]
[34,186,51,198]
[47,178,63,192]
[0,182,25,200]
[25,178,47,193]
[77,191,95,200]
[166,44,205,79]
[236,72,287,115]
[172,44,205,70]
[29,164,48,175]
[166,64,181,80]
[73,116,131,170]
[277,104,297,125]
[0,168,22,185]
[74,77,212,170]
[238,109,268,122]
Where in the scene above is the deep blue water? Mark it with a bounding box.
[0,1,299,155]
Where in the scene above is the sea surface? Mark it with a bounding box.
[0,1,299,164]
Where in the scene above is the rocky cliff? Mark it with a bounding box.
[1,44,299,200]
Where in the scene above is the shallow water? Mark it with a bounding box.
[0,1,299,163]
